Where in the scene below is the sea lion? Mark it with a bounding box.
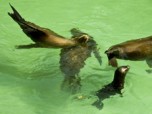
[92,65,130,110]
[8,4,88,49]
[105,36,152,67]
[60,28,102,93]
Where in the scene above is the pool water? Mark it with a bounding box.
[0,0,152,114]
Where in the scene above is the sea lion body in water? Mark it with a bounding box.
[60,28,102,93]
[8,4,88,48]
[92,66,130,110]
[105,36,152,67]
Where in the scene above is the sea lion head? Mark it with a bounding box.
[71,29,97,47]
[105,46,124,58]
[74,34,89,45]
[112,65,130,91]
[105,46,125,67]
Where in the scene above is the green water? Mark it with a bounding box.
[1,0,152,114]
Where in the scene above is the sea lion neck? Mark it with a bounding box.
[112,66,129,90]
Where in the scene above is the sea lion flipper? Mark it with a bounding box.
[8,4,47,40]
[92,99,104,110]
[93,48,102,65]
[146,58,152,68]
[8,4,65,43]
[70,28,84,37]
[16,43,41,49]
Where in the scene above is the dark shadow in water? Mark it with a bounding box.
[92,83,122,110]
[0,63,20,77]
[146,69,152,74]
[92,66,130,110]
[59,28,102,94]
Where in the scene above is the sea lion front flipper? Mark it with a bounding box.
[70,28,86,37]
[146,58,152,68]
[93,48,102,65]
[146,58,152,73]
[16,43,42,49]
[92,99,104,110]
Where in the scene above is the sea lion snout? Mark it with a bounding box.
[105,48,120,56]
[120,65,130,73]
[104,48,120,67]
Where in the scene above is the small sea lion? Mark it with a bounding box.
[92,65,130,110]
[60,28,102,93]
[105,36,152,67]
[8,4,88,48]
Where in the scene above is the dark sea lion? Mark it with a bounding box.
[105,36,152,67]
[8,4,88,48]
[60,28,102,93]
[92,65,130,110]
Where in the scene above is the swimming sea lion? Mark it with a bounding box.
[60,28,102,93]
[92,65,130,110]
[8,4,88,48]
[105,36,152,67]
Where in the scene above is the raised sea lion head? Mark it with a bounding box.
[112,65,130,91]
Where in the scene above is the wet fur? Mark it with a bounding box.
[92,66,129,110]
[105,36,152,67]
[8,4,87,48]
[60,28,102,93]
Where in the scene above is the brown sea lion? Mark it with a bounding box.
[105,36,152,67]
[60,28,102,93]
[8,4,88,49]
[92,65,130,110]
